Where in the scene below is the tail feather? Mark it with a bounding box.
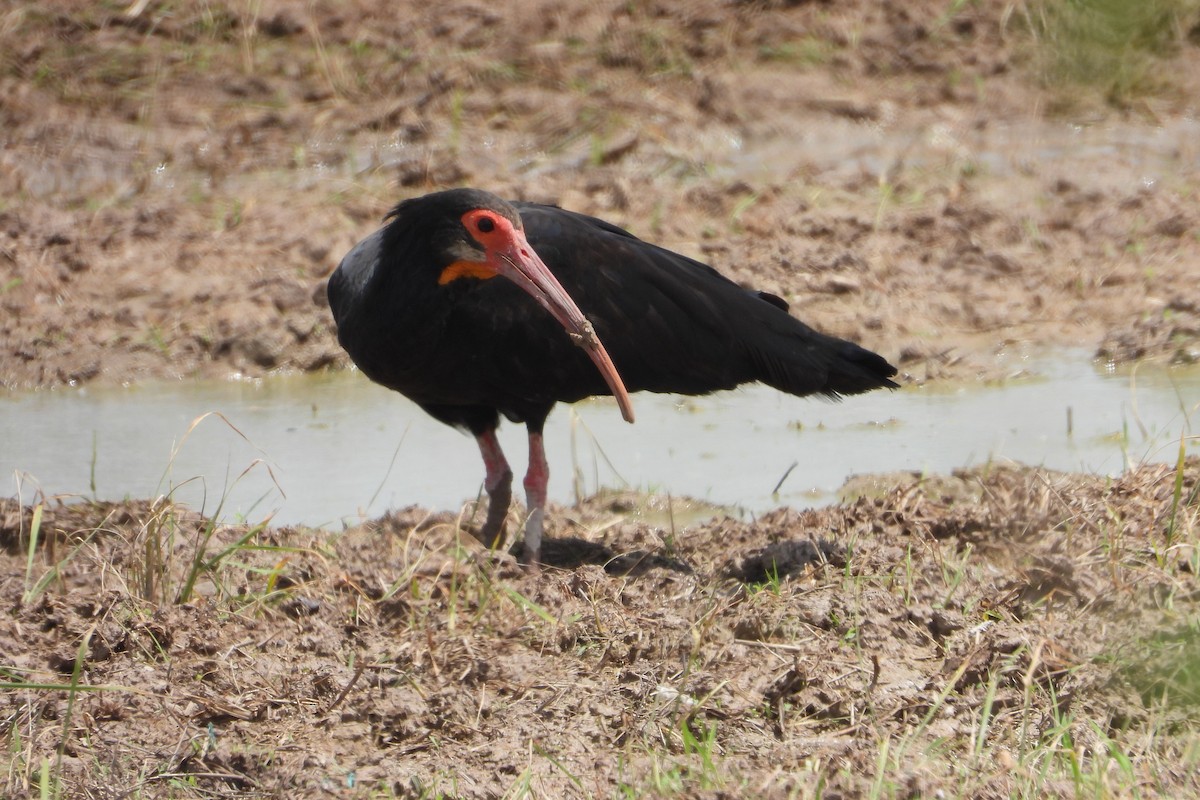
[747,322,899,400]
[822,338,899,396]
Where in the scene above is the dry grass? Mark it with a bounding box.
[1016,0,1200,110]
[2,458,1199,798]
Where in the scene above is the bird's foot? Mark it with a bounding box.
[505,507,544,567]
[506,540,541,569]
[470,518,507,550]
[472,467,513,549]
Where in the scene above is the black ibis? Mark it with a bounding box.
[327,188,898,562]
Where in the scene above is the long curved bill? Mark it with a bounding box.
[490,230,635,423]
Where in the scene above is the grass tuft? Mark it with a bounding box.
[1020,0,1200,109]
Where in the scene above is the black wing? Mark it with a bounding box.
[508,203,897,399]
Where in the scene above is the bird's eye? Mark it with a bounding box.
[476,217,495,233]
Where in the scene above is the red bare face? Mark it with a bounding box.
[438,208,635,424]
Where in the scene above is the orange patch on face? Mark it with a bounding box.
[438,260,498,285]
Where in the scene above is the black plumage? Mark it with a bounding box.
[328,188,898,562]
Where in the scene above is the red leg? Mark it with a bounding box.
[522,431,549,562]
[475,430,512,548]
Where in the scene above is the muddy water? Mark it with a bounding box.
[3,354,1197,527]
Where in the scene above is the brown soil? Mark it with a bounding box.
[4,463,1200,797]
[3,1,1200,390]
[3,1,1200,797]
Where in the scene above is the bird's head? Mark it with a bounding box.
[390,189,635,423]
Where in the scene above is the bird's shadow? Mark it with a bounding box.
[530,536,693,577]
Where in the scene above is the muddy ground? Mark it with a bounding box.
[4,463,1200,798]
[3,0,1200,797]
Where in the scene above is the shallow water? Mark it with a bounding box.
[716,114,1200,192]
[3,354,1197,527]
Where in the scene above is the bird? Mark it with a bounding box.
[327,188,898,563]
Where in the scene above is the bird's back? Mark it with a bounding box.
[511,203,898,400]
